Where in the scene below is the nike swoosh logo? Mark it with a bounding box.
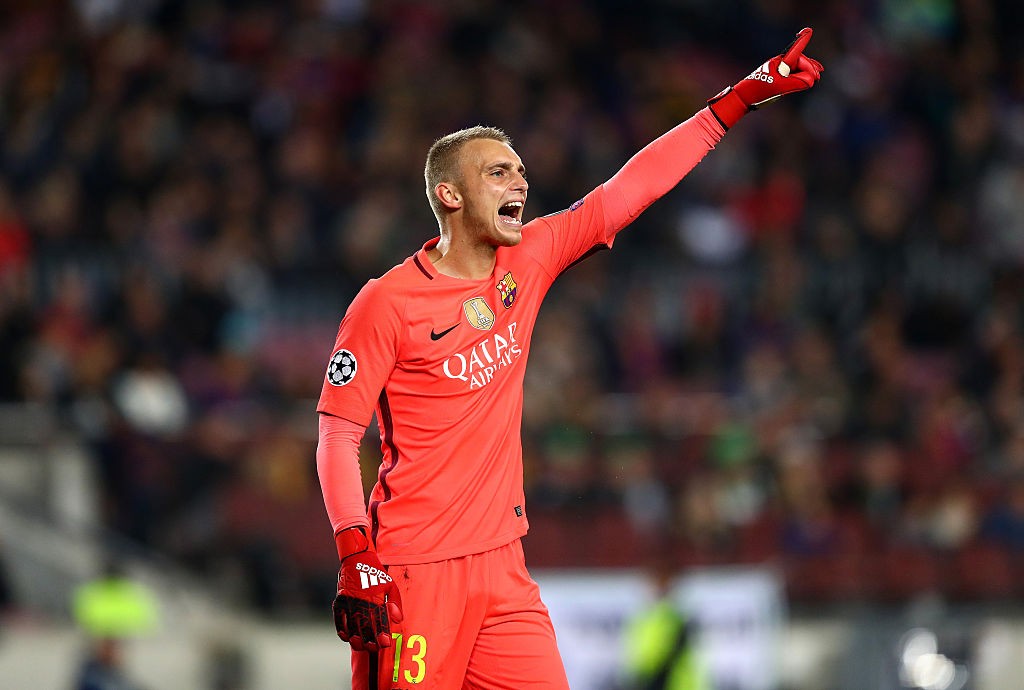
[430,324,460,341]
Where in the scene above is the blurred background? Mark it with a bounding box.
[1,0,1024,688]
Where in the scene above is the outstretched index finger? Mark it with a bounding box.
[779,27,813,77]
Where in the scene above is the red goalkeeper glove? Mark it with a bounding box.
[708,27,824,130]
[332,526,403,652]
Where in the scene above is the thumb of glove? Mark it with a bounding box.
[387,599,404,624]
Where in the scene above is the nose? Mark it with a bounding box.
[514,171,528,192]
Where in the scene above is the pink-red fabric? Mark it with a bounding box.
[316,413,370,548]
[350,539,568,690]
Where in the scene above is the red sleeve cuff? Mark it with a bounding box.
[335,526,370,560]
[707,87,748,130]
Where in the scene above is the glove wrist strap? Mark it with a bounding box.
[335,526,370,560]
[707,87,748,130]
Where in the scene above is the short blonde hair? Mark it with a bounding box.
[424,126,512,220]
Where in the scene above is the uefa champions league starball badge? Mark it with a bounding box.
[327,349,357,386]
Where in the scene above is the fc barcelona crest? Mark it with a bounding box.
[463,297,495,330]
[496,272,517,309]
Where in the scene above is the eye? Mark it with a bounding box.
[491,169,506,177]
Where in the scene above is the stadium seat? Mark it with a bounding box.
[872,546,944,601]
[785,552,867,601]
[948,541,1016,600]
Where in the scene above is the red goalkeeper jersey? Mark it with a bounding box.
[317,109,724,565]
[317,184,618,564]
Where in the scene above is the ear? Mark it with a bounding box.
[435,182,462,211]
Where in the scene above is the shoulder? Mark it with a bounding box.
[523,193,599,231]
[518,216,553,244]
[348,257,418,315]
[516,192,601,245]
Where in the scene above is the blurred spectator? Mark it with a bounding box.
[901,482,978,551]
[73,636,146,690]
[612,435,673,536]
[620,561,709,690]
[71,559,159,690]
[848,438,907,533]
[776,435,844,557]
[72,559,159,640]
[979,475,1024,552]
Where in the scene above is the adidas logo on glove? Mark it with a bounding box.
[356,561,393,588]
[746,62,774,83]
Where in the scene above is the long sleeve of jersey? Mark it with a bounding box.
[316,412,371,544]
[602,107,725,229]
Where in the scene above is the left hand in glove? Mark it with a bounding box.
[332,526,404,653]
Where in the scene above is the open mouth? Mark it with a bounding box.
[498,201,523,226]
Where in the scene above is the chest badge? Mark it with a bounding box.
[496,272,518,309]
[463,297,495,331]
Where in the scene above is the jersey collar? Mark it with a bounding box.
[413,238,442,280]
[413,237,501,283]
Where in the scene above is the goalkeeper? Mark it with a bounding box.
[316,28,822,690]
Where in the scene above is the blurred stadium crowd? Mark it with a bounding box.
[2,0,1024,614]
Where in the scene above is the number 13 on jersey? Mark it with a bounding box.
[391,633,427,684]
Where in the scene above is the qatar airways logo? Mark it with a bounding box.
[442,322,523,389]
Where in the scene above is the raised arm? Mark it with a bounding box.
[603,27,823,229]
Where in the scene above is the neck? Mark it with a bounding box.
[429,232,497,280]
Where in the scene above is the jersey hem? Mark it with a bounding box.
[376,523,529,566]
[315,405,370,428]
